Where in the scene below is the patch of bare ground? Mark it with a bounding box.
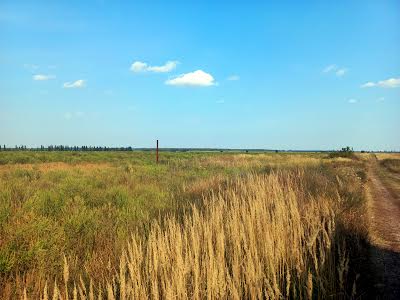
[366,154,400,299]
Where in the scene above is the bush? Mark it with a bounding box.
[328,146,356,159]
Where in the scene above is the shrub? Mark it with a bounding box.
[328,146,356,159]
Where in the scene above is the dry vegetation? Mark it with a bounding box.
[0,151,370,299]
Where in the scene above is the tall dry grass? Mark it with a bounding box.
[22,170,357,299]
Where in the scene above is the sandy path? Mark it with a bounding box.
[367,155,400,299]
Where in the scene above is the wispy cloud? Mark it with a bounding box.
[323,64,337,73]
[377,97,385,102]
[165,70,216,87]
[348,98,358,104]
[335,68,348,77]
[33,74,55,81]
[130,60,178,73]
[216,99,225,104]
[323,64,348,77]
[227,75,240,81]
[361,82,375,88]
[361,77,400,88]
[63,79,86,89]
[23,64,39,72]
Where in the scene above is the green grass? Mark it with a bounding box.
[0,152,278,277]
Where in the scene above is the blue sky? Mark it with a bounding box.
[0,0,399,150]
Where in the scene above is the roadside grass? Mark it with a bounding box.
[0,151,369,298]
[374,157,400,202]
[380,158,400,174]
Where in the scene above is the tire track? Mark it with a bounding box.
[367,155,400,299]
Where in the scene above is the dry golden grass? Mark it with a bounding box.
[198,153,322,170]
[22,170,357,299]
[0,152,368,299]
[375,153,400,161]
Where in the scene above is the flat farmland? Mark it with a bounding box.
[0,151,397,299]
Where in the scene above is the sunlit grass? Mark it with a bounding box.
[0,151,369,298]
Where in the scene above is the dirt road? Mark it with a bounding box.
[367,155,400,299]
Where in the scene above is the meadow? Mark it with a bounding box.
[0,151,370,299]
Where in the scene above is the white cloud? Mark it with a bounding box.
[227,75,240,81]
[322,64,348,76]
[361,77,400,88]
[33,74,55,81]
[63,79,86,89]
[361,82,376,88]
[348,98,358,104]
[165,70,216,87]
[377,78,400,88]
[147,61,178,73]
[323,64,337,73]
[130,60,178,73]
[336,68,348,77]
[130,61,148,72]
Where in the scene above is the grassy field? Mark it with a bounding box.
[0,151,372,298]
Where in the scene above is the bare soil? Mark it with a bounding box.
[367,155,400,299]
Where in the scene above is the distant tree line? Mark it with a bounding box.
[0,144,399,153]
[0,145,133,151]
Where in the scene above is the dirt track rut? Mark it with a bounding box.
[367,155,400,299]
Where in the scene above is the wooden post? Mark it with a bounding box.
[156,140,159,163]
